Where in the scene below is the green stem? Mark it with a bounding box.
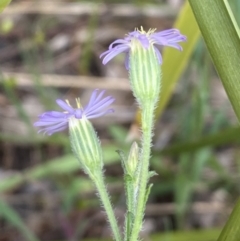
[124,176,134,241]
[130,101,155,241]
[93,173,122,241]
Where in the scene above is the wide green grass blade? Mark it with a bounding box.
[0,0,11,13]
[188,0,240,122]
[187,2,240,240]
[0,200,40,241]
[217,199,240,241]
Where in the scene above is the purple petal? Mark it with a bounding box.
[138,35,150,49]
[100,43,128,58]
[154,29,181,37]
[85,96,115,115]
[109,39,129,49]
[86,109,114,119]
[153,47,162,64]
[162,29,179,34]
[154,41,183,51]
[95,90,106,102]
[100,28,186,69]
[74,109,82,119]
[38,121,68,135]
[35,89,115,135]
[85,89,99,108]
[42,111,66,118]
[85,90,106,110]
[151,30,186,43]
[151,32,186,51]
[125,30,142,41]
[84,89,106,111]
[124,52,130,70]
[34,118,66,126]
[101,45,130,65]
[126,31,150,49]
[34,111,71,126]
[47,125,68,136]
[56,99,74,113]
[83,90,115,119]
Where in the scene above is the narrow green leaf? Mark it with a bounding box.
[116,149,127,173]
[0,200,39,241]
[188,0,240,122]
[217,199,240,241]
[0,0,11,13]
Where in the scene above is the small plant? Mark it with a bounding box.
[34,27,186,241]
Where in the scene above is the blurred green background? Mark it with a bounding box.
[1,0,240,241]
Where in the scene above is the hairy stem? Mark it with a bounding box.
[129,101,155,241]
[93,172,122,241]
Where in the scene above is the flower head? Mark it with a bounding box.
[100,27,187,69]
[34,89,115,135]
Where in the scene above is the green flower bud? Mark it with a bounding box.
[126,142,139,177]
[69,117,103,176]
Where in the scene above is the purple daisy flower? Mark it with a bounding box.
[100,28,187,69]
[34,89,115,135]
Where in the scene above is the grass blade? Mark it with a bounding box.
[188,0,240,122]
[217,199,240,241]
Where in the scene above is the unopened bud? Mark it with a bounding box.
[126,142,139,177]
